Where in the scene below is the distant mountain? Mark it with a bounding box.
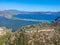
[0,10,30,19]
[0,10,60,19]
[0,10,29,14]
[0,10,60,14]
[0,10,20,19]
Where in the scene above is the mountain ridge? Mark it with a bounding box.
[0,10,60,19]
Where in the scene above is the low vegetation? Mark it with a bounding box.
[7,22,60,45]
[0,34,10,45]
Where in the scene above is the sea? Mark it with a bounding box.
[0,16,39,31]
[0,13,60,31]
[13,13,60,22]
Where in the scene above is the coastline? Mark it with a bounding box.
[12,17,54,23]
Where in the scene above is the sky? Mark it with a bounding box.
[0,0,60,12]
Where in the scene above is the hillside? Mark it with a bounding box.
[7,23,60,45]
[0,27,12,45]
[0,17,59,45]
[53,16,60,30]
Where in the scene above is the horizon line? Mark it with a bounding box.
[0,9,60,12]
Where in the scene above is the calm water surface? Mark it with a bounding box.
[13,13,60,21]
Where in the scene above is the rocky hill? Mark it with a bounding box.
[53,16,60,30]
[55,16,60,23]
[6,23,60,45]
[0,20,59,45]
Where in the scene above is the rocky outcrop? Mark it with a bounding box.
[53,16,60,30]
[55,16,60,23]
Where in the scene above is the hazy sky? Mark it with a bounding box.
[0,0,60,11]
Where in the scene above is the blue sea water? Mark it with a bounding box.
[13,13,60,22]
[0,16,39,31]
[0,13,60,31]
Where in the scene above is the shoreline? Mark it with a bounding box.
[12,17,54,23]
